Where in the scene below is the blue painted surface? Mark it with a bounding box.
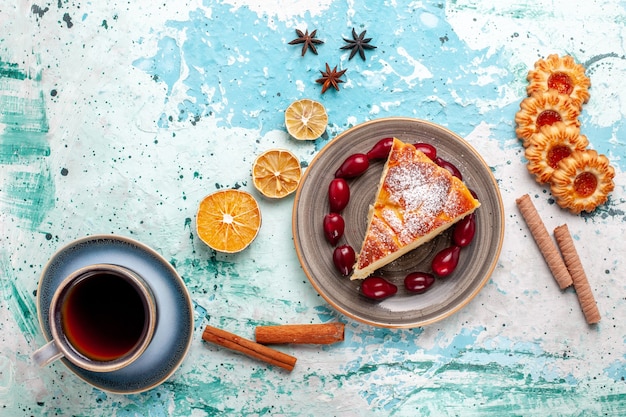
[1,0,626,415]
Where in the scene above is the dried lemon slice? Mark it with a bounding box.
[196,189,262,253]
[284,99,328,140]
[252,149,302,198]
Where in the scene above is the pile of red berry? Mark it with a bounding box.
[322,137,478,300]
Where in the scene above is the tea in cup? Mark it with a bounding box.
[32,263,157,373]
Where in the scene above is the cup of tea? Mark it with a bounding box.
[32,263,157,373]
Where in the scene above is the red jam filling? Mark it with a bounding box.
[573,172,598,198]
[536,110,562,128]
[547,145,572,169]
[548,72,574,96]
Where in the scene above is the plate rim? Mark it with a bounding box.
[35,234,194,394]
[292,117,505,328]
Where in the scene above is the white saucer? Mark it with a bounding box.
[36,235,194,394]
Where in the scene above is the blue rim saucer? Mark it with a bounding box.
[36,235,194,394]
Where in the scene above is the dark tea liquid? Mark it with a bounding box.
[61,273,147,362]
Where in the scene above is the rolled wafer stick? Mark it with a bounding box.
[515,194,573,289]
[554,224,601,324]
[255,323,345,345]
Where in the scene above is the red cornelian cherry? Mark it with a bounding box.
[328,178,350,212]
[361,276,398,300]
[452,213,476,247]
[404,272,435,293]
[323,213,345,246]
[335,153,370,178]
[366,137,394,160]
[413,142,437,160]
[434,157,462,180]
[432,245,461,277]
[333,244,355,276]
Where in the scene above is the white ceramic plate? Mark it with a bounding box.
[292,118,504,328]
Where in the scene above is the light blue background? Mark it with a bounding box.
[1,0,625,415]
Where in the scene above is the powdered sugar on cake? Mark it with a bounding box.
[383,161,451,244]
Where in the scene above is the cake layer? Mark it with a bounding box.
[351,138,480,280]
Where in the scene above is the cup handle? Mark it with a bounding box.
[32,340,64,367]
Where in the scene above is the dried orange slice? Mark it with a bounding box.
[252,149,302,198]
[284,99,328,140]
[196,189,261,253]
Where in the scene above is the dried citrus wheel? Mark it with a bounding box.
[252,149,302,198]
[196,189,261,253]
[284,99,328,140]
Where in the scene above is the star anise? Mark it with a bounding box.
[316,63,347,94]
[341,28,377,61]
[288,29,324,56]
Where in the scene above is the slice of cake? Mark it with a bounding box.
[351,138,480,280]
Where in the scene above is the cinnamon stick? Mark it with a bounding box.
[553,224,601,324]
[202,325,297,371]
[515,194,573,289]
[255,323,345,345]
